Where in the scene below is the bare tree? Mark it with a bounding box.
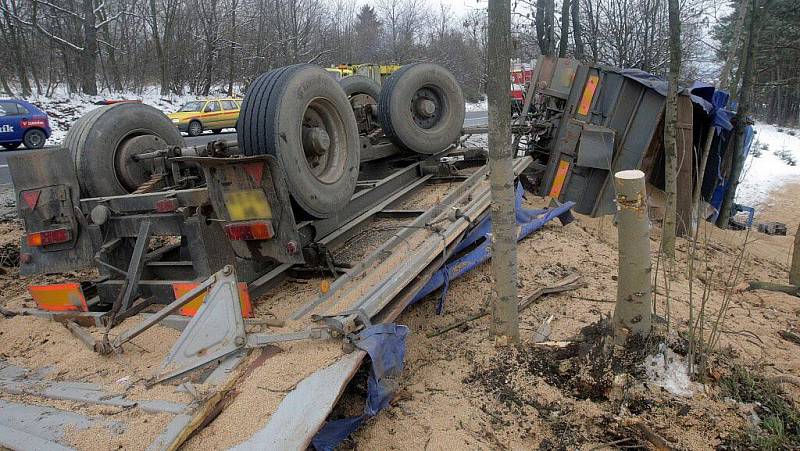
[571,0,585,60]
[558,0,569,57]
[487,0,519,344]
[663,0,681,257]
[717,0,773,227]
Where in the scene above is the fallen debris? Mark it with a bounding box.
[742,280,800,297]
[757,221,787,235]
[779,329,800,346]
[426,273,584,338]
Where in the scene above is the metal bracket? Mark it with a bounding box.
[150,265,244,385]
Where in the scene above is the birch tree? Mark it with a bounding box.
[662,0,681,257]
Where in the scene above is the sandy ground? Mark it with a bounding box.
[0,178,797,449]
[346,184,800,450]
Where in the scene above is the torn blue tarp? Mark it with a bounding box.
[311,323,409,451]
[411,183,575,314]
[689,81,733,134]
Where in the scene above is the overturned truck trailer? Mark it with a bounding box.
[10,63,467,309]
[518,57,744,227]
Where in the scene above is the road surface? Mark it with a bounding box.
[0,110,489,185]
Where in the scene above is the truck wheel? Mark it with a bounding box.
[238,64,360,219]
[378,63,465,154]
[339,75,380,103]
[22,129,47,149]
[64,103,184,198]
[188,120,203,137]
[1,142,21,150]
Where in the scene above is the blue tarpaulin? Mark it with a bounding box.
[411,183,575,313]
[311,323,409,451]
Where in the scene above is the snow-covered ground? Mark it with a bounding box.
[21,87,219,145]
[736,122,800,206]
[466,99,487,112]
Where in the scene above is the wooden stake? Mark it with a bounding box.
[487,0,519,344]
[613,170,653,342]
[791,224,800,286]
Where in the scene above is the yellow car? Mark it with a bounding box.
[168,98,242,136]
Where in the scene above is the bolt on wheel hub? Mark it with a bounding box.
[414,98,436,118]
[303,127,331,157]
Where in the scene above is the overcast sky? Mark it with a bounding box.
[364,0,486,17]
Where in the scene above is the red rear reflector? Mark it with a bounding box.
[224,220,274,241]
[27,228,71,247]
[21,190,40,210]
[155,198,179,212]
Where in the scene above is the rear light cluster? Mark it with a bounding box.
[155,198,179,212]
[224,220,275,241]
[27,228,71,247]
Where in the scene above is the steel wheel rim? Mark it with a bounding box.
[410,85,446,130]
[299,97,347,185]
[27,131,43,147]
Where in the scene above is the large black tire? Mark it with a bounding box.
[339,75,381,101]
[1,142,21,150]
[378,63,465,154]
[22,129,47,149]
[238,64,360,219]
[64,103,184,198]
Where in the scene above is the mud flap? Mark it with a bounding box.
[8,148,94,275]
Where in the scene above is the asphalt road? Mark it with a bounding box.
[0,110,489,185]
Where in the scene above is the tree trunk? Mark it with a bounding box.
[0,69,14,96]
[80,0,98,95]
[613,170,653,342]
[535,0,547,56]
[663,0,681,259]
[537,0,555,57]
[719,0,749,92]
[718,0,769,228]
[791,224,800,286]
[487,0,519,345]
[693,0,750,230]
[227,0,238,97]
[558,0,569,57]
[571,0,585,61]
[545,0,555,57]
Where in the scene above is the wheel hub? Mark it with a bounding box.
[411,87,444,129]
[414,98,436,118]
[115,134,167,191]
[300,98,347,183]
[303,126,331,157]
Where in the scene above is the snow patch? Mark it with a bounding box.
[645,345,696,398]
[466,99,487,112]
[736,122,800,207]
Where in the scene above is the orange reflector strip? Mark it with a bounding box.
[577,74,599,116]
[29,283,88,312]
[172,282,253,318]
[549,160,571,199]
[27,228,71,247]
